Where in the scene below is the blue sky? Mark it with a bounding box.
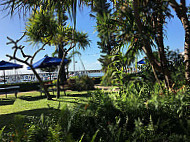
[0,3,189,75]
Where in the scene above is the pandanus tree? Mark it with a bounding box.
[87,0,171,88]
[89,0,168,88]
[91,0,189,89]
[91,0,190,89]
[26,8,90,98]
[1,0,91,97]
[54,1,69,84]
[126,1,172,88]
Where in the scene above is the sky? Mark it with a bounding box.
[0,2,189,76]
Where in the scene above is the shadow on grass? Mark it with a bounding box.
[52,98,84,104]
[65,93,92,97]
[0,108,60,129]
[0,98,15,106]
[19,95,56,101]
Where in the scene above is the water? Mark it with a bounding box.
[88,72,104,77]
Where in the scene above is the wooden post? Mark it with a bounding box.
[15,92,18,98]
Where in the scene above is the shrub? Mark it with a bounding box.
[0,80,53,92]
[92,77,101,84]
[1,84,190,141]
[0,82,40,92]
[68,75,94,91]
[74,84,190,141]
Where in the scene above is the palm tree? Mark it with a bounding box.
[56,30,90,98]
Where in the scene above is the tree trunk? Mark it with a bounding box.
[151,65,162,88]
[56,52,67,98]
[133,0,161,70]
[184,21,190,83]
[66,65,69,78]
[57,10,67,85]
[58,44,67,84]
[133,0,173,88]
[169,0,190,84]
[156,10,172,89]
[31,67,52,100]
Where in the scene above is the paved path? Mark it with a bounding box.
[94,85,119,91]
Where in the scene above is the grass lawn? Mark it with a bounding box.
[0,90,91,129]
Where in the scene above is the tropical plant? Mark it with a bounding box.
[2,84,190,141]
[68,75,94,91]
[166,48,186,88]
[25,8,57,44]
[140,48,186,89]
[101,51,127,87]
[113,0,174,89]
[25,8,90,98]
[0,126,5,141]
[90,0,121,80]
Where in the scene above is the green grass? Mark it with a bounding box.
[0,90,91,129]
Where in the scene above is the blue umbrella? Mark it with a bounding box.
[137,59,146,65]
[28,56,68,81]
[27,56,68,70]
[0,60,23,84]
[0,60,23,70]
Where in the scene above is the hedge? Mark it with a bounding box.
[0,81,51,92]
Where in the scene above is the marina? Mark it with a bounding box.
[0,70,104,84]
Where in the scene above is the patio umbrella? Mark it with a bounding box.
[0,60,23,84]
[28,56,68,69]
[137,59,146,65]
[27,56,68,80]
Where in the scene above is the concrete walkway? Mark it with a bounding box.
[94,85,119,91]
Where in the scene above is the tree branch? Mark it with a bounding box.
[169,0,181,13]
[169,0,188,24]
[6,34,52,99]
[30,42,48,64]
[133,0,161,70]
[6,54,30,67]
[66,45,75,54]
[133,0,144,34]
[180,0,185,7]
[16,32,26,42]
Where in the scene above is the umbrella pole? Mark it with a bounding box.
[3,70,5,84]
[49,72,51,81]
[14,68,16,82]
